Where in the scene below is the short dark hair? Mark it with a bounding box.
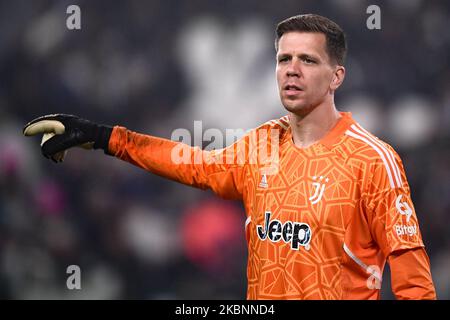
[275,14,347,66]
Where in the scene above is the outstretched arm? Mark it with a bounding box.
[23,114,247,200]
[108,125,247,199]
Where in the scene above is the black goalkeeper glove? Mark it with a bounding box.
[23,114,113,163]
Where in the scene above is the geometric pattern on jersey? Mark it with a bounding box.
[242,113,424,299]
[108,111,427,300]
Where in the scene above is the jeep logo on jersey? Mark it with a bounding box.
[257,212,312,250]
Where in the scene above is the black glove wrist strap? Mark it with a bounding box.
[93,125,113,154]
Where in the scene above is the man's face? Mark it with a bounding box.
[276,32,339,116]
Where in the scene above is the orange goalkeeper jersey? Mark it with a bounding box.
[108,112,435,299]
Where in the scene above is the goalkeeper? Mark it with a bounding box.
[23,14,436,299]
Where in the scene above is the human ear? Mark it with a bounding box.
[331,66,345,91]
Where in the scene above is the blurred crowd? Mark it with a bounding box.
[0,0,449,299]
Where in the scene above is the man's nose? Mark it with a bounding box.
[286,60,301,77]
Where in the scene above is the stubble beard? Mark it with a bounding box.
[282,96,317,119]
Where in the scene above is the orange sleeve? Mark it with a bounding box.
[389,247,437,300]
[107,126,247,200]
[364,149,425,257]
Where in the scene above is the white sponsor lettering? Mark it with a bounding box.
[395,224,417,237]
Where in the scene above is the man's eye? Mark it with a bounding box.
[278,57,289,63]
[303,57,316,64]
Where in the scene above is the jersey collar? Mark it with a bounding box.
[320,112,355,150]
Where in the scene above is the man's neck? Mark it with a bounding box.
[289,102,341,149]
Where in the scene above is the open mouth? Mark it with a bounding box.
[284,84,303,95]
[284,84,302,91]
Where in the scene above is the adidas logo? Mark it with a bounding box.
[259,174,268,188]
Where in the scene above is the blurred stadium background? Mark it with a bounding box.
[0,0,449,299]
